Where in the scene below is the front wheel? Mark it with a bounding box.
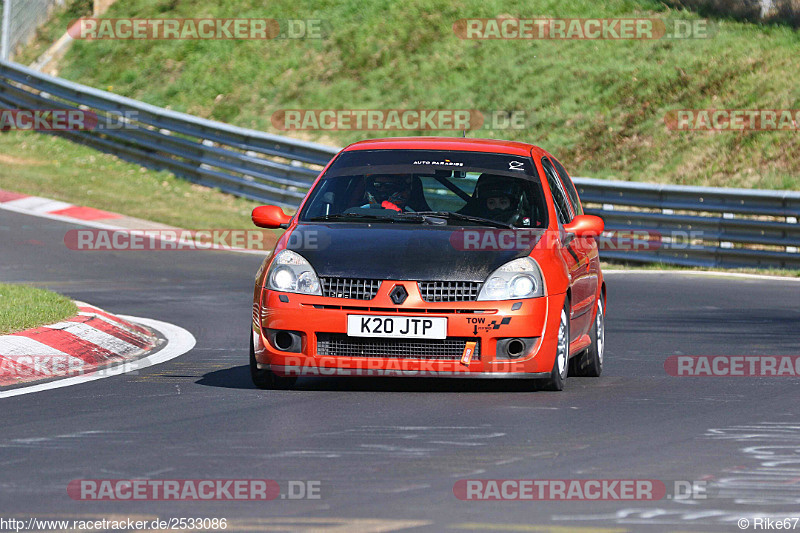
[539,300,570,391]
[250,331,297,390]
[569,296,604,377]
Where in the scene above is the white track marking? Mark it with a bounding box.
[603,269,800,282]
[0,201,133,230]
[75,302,148,334]
[0,337,69,356]
[2,197,73,213]
[0,316,195,399]
[77,311,138,331]
[43,321,141,355]
[0,200,265,256]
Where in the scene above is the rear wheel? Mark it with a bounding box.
[539,300,570,391]
[250,331,297,390]
[569,296,604,377]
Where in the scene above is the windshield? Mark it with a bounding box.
[299,149,548,228]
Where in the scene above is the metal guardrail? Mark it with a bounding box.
[0,60,338,208]
[1,59,799,269]
[575,178,800,269]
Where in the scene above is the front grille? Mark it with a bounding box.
[321,277,381,300]
[418,281,482,302]
[316,333,480,360]
[302,304,494,314]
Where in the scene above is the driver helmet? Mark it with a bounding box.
[365,174,413,211]
[477,177,521,224]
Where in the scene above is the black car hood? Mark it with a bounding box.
[286,223,542,282]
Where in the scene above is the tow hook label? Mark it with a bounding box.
[467,317,511,335]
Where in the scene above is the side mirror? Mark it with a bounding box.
[563,215,604,238]
[252,205,292,229]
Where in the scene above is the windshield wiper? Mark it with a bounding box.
[408,211,514,229]
[308,212,425,223]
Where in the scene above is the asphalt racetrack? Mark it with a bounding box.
[2,208,800,532]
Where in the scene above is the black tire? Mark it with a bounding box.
[250,331,297,390]
[569,296,604,378]
[539,298,570,391]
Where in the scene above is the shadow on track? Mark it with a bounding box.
[196,365,562,393]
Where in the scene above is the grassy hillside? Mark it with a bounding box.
[24,0,796,191]
[0,132,261,229]
[0,283,77,335]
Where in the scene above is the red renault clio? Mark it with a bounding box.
[250,137,605,391]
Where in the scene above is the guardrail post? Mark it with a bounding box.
[787,203,798,253]
[720,212,734,250]
[1,0,11,61]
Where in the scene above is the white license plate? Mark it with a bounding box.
[347,315,447,339]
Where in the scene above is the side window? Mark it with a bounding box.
[302,176,361,218]
[542,158,574,224]
[552,158,584,216]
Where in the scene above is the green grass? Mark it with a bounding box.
[0,283,78,335]
[15,0,797,191]
[3,0,799,241]
[0,131,265,229]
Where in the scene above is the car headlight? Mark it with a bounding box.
[477,257,545,301]
[266,250,322,295]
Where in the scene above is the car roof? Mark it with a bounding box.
[343,137,548,158]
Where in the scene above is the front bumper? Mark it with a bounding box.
[253,280,564,378]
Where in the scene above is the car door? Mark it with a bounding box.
[540,156,593,339]
[551,156,601,320]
